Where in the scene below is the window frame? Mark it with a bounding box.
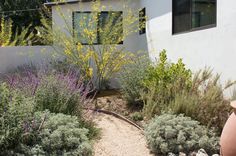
[72,11,123,45]
[172,0,217,35]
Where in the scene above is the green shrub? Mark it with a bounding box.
[34,72,90,116]
[141,86,161,119]
[130,112,143,121]
[169,68,233,132]
[0,83,35,151]
[169,93,199,119]
[145,114,219,155]
[2,111,93,156]
[119,54,150,105]
[142,50,192,118]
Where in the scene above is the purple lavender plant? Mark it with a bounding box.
[3,66,95,115]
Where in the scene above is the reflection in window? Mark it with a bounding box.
[173,0,216,34]
[192,0,216,28]
[73,12,98,44]
[73,11,123,44]
[173,0,191,34]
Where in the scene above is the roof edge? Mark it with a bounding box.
[44,0,92,7]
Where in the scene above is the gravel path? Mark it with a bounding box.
[93,113,153,156]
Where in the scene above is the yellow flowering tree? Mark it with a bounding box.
[40,0,145,90]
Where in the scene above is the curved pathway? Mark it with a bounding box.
[92,113,153,156]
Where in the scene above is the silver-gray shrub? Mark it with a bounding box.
[33,111,92,156]
[11,111,93,156]
[145,114,219,155]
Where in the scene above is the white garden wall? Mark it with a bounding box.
[0,46,53,74]
[140,0,236,86]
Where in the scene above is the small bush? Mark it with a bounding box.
[145,114,219,155]
[119,54,150,105]
[0,83,35,151]
[6,69,93,116]
[169,68,233,132]
[34,73,86,116]
[130,112,143,121]
[142,50,192,118]
[1,111,93,156]
[33,111,93,156]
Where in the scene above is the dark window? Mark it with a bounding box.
[173,0,191,34]
[173,0,216,34]
[139,8,146,35]
[73,11,123,44]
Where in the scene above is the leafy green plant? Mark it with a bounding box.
[169,68,234,132]
[145,114,219,155]
[119,54,150,105]
[142,50,192,118]
[130,112,143,121]
[0,83,35,151]
[0,0,50,45]
[0,17,33,46]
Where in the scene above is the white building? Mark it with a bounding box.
[45,0,236,84]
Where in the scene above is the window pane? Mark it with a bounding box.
[139,8,146,35]
[173,0,191,34]
[73,12,98,44]
[192,0,216,28]
[98,11,123,44]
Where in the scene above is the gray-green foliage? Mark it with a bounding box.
[0,83,35,151]
[145,114,219,155]
[30,111,93,156]
[5,111,93,156]
[119,54,150,105]
[35,73,83,116]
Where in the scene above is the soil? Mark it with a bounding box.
[92,113,153,156]
[93,90,143,121]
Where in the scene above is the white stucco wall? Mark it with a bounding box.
[0,46,53,74]
[140,0,236,85]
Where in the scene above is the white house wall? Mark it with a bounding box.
[140,0,236,85]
